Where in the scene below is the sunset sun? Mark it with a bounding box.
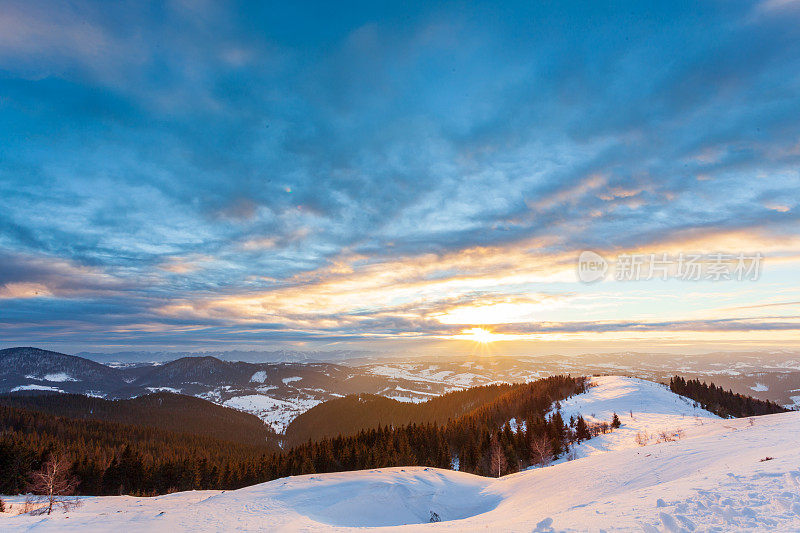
[462,327,499,344]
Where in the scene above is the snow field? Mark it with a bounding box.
[4,376,800,531]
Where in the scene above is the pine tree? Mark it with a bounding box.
[575,416,590,441]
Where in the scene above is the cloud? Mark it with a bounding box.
[0,282,52,299]
[1,1,799,350]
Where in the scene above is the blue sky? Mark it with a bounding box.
[0,0,799,354]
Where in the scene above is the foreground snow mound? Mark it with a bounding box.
[1,468,499,531]
[264,468,499,526]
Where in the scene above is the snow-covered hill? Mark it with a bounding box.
[556,375,720,459]
[4,376,800,531]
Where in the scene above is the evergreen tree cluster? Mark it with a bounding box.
[1,375,588,496]
[669,376,789,418]
[282,375,588,478]
[0,404,273,496]
[285,382,519,446]
[0,392,280,449]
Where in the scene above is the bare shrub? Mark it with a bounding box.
[635,431,650,446]
[656,429,685,443]
[27,454,81,515]
[22,494,36,514]
[565,449,578,461]
[529,435,553,466]
[489,434,507,478]
[657,431,673,443]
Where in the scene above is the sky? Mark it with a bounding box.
[0,0,799,356]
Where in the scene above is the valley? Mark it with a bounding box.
[3,347,800,434]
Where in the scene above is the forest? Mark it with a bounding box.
[0,391,279,449]
[668,376,788,418]
[0,375,588,496]
[284,382,521,445]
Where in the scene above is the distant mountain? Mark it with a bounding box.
[76,349,370,364]
[0,347,400,433]
[134,356,257,387]
[2,347,800,435]
[0,347,126,394]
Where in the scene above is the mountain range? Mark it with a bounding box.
[2,346,799,433]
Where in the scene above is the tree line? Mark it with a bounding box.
[0,391,280,449]
[0,375,588,496]
[668,376,789,418]
[285,382,520,446]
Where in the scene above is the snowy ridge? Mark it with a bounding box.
[4,376,800,531]
[555,376,720,460]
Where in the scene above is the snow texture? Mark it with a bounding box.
[25,372,79,382]
[4,376,800,532]
[249,371,268,383]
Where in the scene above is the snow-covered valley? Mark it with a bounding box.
[4,376,799,531]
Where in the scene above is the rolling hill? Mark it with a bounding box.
[284,383,519,446]
[4,376,799,531]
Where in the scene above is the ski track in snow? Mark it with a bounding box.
[3,376,800,532]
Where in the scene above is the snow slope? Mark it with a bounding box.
[223,394,321,433]
[9,384,64,393]
[4,377,800,532]
[556,375,720,459]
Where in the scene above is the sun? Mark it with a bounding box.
[461,327,498,344]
